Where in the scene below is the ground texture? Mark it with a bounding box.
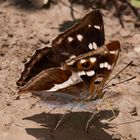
[0,1,140,140]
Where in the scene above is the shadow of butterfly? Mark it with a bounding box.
[17,10,120,102]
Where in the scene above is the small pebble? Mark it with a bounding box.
[0,113,14,130]
[134,45,140,53]
[128,105,137,116]
[11,95,20,100]
[30,0,49,8]
[112,133,121,140]
[120,30,130,37]
[6,101,11,106]
[39,36,50,44]
[0,52,5,56]
[128,134,137,140]
[134,21,140,28]
[132,34,140,44]
[22,58,27,63]
[118,98,137,116]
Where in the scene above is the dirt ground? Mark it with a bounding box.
[0,0,140,140]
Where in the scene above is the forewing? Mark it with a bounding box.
[17,10,104,87]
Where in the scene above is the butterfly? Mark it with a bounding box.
[16,10,120,101]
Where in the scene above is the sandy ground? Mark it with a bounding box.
[0,1,140,140]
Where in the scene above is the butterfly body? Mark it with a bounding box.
[17,10,120,101]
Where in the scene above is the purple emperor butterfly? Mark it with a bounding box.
[17,10,120,101]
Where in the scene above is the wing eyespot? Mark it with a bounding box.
[77,60,92,70]
[82,61,90,68]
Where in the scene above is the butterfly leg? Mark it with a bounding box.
[105,99,117,121]
[54,113,67,130]
[85,111,98,132]
[53,107,74,130]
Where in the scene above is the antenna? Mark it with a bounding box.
[104,61,133,87]
[103,76,136,89]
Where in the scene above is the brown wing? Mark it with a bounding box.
[62,41,120,100]
[19,41,120,101]
[17,10,104,87]
[19,68,83,96]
